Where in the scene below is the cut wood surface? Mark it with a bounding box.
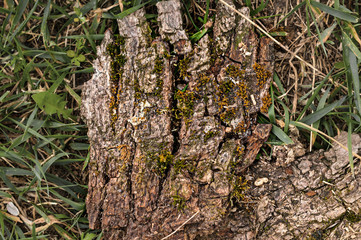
[81,0,361,239]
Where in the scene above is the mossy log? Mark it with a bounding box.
[81,0,361,239]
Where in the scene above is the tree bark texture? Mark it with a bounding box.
[81,0,361,239]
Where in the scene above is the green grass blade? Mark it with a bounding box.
[0,191,12,198]
[9,0,29,33]
[65,84,81,105]
[297,69,333,121]
[181,0,200,31]
[41,0,51,46]
[69,143,89,151]
[300,96,346,125]
[342,31,361,61]
[82,151,90,171]
[268,85,276,123]
[278,1,306,25]
[0,91,10,102]
[203,0,210,24]
[46,173,86,197]
[312,86,331,140]
[273,73,288,103]
[251,0,269,16]
[81,24,97,53]
[310,0,359,23]
[305,5,311,36]
[244,0,252,8]
[308,8,327,57]
[62,34,105,40]
[49,73,66,93]
[8,118,66,154]
[278,101,290,133]
[0,168,20,195]
[49,189,84,211]
[80,0,97,15]
[0,148,29,167]
[7,0,40,46]
[271,125,294,144]
[42,153,69,174]
[23,50,69,63]
[1,167,34,176]
[113,1,152,19]
[346,46,361,114]
[23,106,38,141]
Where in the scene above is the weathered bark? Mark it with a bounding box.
[81,0,361,239]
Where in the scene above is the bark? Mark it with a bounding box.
[81,0,361,239]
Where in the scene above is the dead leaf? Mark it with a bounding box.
[0,210,23,223]
[347,23,361,47]
[93,8,103,23]
[285,167,293,175]
[25,215,77,235]
[306,191,317,197]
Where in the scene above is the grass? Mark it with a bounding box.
[0,0,360,239]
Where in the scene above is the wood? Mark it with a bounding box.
[81,1,361,239]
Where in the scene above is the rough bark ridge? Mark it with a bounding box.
[81,0,361,239]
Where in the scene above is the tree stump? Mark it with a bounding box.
[81,0,361,239]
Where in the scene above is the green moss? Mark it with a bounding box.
[178,56,190,80]
[345,210,361,223]
[172,194,186,211]
[163,51,171,59]
[230,145,245,170]
[133,77,142,101]
[195,74,211,90]
[225,65,244,79]
[220,108,236,123]
[173,158,196,174]
[174,89,196,125]
[214,64,251,127]
[209,37,222,66]
[147,149,174,177]
[204,130,219,142]
[115,35,126,46]
[229,176,249,204]
[153,55,164,97]
[253,63,271,90]
[153,56,164,74]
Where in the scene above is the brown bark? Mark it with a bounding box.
[81,0,361,239]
